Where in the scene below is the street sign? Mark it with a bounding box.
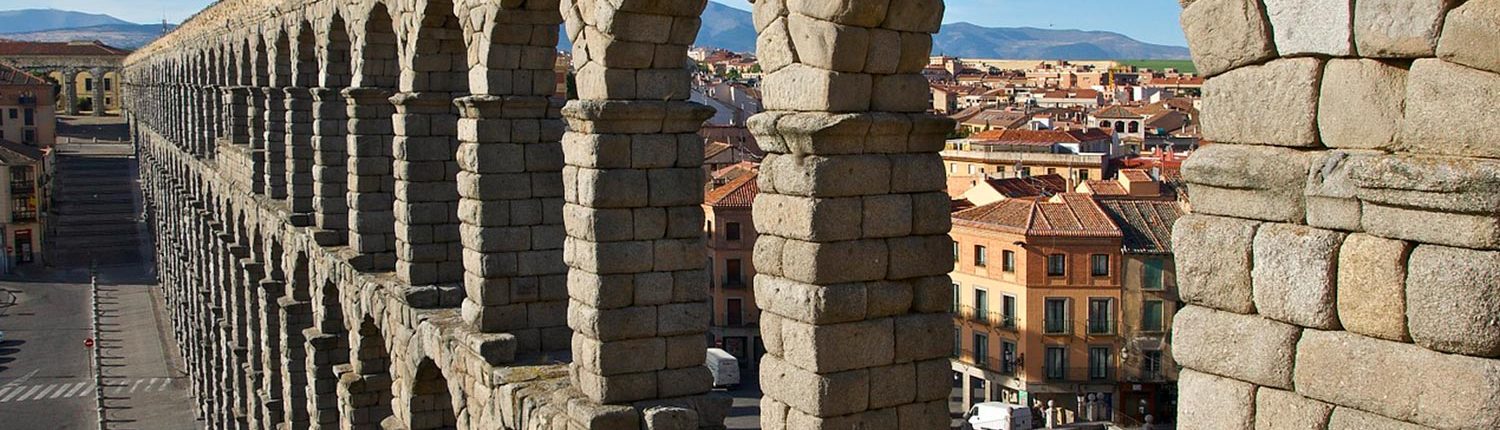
[84,338,94,348]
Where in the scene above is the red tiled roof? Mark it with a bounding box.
[970,128,1113,145]
[1121,169,1153,182]
[1098,199,1184,253]
[954,193,1122,237]
[0,40,130,56]
[984,174,1069,199]
[704,141,733,160]
[1084,180,1128,196]
[705,172,758,208]
[0,63,47,85]
[1092,105,1144,119]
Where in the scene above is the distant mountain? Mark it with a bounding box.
[569,2,1191,61]
[933,23,1189,60]
[1,23,174,50]
[0,9,133,34]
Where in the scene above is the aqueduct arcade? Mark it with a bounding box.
[122,0,1500,429]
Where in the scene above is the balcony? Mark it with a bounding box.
[955,349,1018,376]
[1043,318,1073,335]
[1043,366,1114,383]
[10,181,34,194]
[17,96,36,106]
[1086,319,1117,335]
[12,210,36,222]
[957,306,1020,332]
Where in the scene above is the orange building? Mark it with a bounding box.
[703,172,761,369]
[0,64,56,148]
[949,193,1125,420]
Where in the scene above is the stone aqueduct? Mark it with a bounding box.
[120,0,1500,429]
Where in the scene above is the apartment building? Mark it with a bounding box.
[0,139,45,269]
[949,193,1125,419]
[703,172,761,370]
[0,64,56,148]
[1098,198,1184,423]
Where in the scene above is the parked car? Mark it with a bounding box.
[705,348,739,388]
[962,402,1033,430]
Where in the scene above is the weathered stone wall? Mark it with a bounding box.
[1175,0,1500,428]
[119,0,955,429]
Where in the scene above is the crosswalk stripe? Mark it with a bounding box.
[47,383,76,399]
[32,384,58,400]
[0,386,13,399]
[63,382,91,398]
[14,385,43,402]
[0,385,24,402]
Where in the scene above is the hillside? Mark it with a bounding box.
[0,9,132,34]
[0,23,174,49]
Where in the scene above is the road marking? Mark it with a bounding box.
[0,378,181,403]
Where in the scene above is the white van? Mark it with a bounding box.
[963,402,1033,430]
[705,348,740,388]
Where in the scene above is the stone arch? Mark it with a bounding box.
[342,316,395,428]
[286,20,320,221]
[401,359,457,430]
[311,12,354,243]
[388,0,469,287]
[343,1,400,272]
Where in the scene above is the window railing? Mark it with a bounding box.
[990,313,1018,331]
[12,210,37,222]
[1044,366,1114,382]
[10,181,34,194]
[1043,318,1072,335]
[956,348,1018,376]
[1086,318,1116,335]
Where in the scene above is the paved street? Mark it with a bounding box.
[0,116,199,429]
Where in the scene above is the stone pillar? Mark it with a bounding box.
[388,92,462,288]
[286,87,315,225]
[279,295,313,428]
[748,0,955,427]
[202,85,220,156]
[342,88,397,272]
[93,68,107,116]
[303,328,346,428]
[310,88,348,245]
[453,95,568,350]
[224,87,252,145]
[248,88,268,194]
[64,70,79,115]
[258,278,286,427]
[1170,0,1500,429]
[560,0,717,407]
[263,87,289,199]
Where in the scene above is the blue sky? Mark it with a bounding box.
[11,0,1187,47]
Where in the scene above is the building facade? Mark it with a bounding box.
[950,194,1125,421]
[0,64,57,148]
[703,172,762,370]
[0,140,46,269]
[0,40,128,116]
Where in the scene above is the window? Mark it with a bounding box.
[1142,350,1163,378]
[1089,346,1112,380]
[725,259,743,286]
[949,163,956,173]
[1128,121,1139,133]
[8,109,16,119]
[968,165,975,175]
[974,245,987,267]
[1088,298,1114,335]
[1021,167,1033,178]
[1047,168,1057,175]
[103,78,112,91]
[951,283,960,313]
[1001,250,1015,272]
[973,333,989,364]
[705,220,712,241]
[1142,300,1165,332]
[1044,298,1069,334]
[725,222,741,241]
[1079,170,1090,181]
[974,289,989,323]
[1090,254,1109,276]
[1045,347,1066,380]
[1143,258,1164,290]
[1047,254,1066,276]
[85,78,93,91]
[1001,295,1017,328]
[952,241,960,263]
[23,109,33,126]
[954,329,962,358]
[1001,341,1017,375]
[726,298,744,326]
[22,130,34,144]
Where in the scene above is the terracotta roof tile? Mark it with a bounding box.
[705,172,758,208]
[1098,199,1184,253]
[0,63,47,85]
[985,174,1069,199]
[0,40,130,56]
[1084,180,1128,196]
[954,193,1122,238]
